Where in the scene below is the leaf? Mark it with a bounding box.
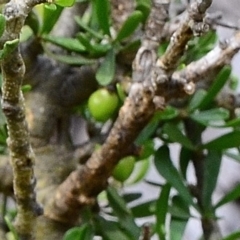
[0,14,6,37]
[154,146,197,209]
[179,147,192,179]
[42,35,86,52]
[4,215,18,240]
[163,123,195,150]
[136,0,151,23]
[41,4,63,34]
[94,0,111,36]
[188,89,207,112]
[25,11,40,35]
[202,151,222,213]
[95,216,133,240]
[96,48,115,85]
[130,200,156,218]
[122,193,142,203]
[198,66,231,110]
[136,107,178,145]
[222,231,240,240]
[170,218,188,240]
[45,51,96,65]
[77,33,111,56]
[155,183,171,240]
[106,186,140,239]
[190,108,229,126]
[115,11,143,42]
[55,0,75,7]
[0,39,19,60]
[170,195,191,220]
[214,184,240,209]
[202,131,240,150]
[74,16,104,39]
[63,224,94,240]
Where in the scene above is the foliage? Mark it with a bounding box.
[0,0,240,240]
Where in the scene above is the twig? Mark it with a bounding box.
[0,0,46,239]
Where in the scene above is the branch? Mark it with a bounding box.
[45,0,214,224]
[0,0,46,239]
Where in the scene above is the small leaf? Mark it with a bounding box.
[136,107,178,145]
[21,84,32,93]
[155,183,171,240]
[0,14,6,37]
[115,11,143,42]
[96,49,115,85]
[75,16,104,39]
[163,123,195,150]
[0,39,19,60]
[170,218,188,240]
[45,51,95,65]
[202,131,240,150]
[42,35,86,52]
[214,184,240,209]
[190,108,229,126]
[154,146,197,209]
[41,4,63,34]
[131,200,156,218]
[170,195,191,220]
[94,0,111,36]
[4,215,18,240]
[179,147,192,179]
[106,186,140,239]
[63,224,94,240]
[188,89,207,112]
[198,66,231,109]
[122,193,142,203]
[202,151,222,212]
[95,216,132,240]
[55,0,75,7]
[222,231,240,240]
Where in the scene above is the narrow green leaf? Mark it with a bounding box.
[224,151,240,163]
[106,186,140,239]
[94,0,111,36]
[74,16,104,39]
[41,4,63,34]
[122,193,142,203]
[4,215,18,240]
[63,224,94,240]
[96,216,132,240]
[202,131,240,150]
[222,231,240,240]
[198,66,231,109]
[190,108,229,126]
[25,11,40,35]
[170,218,188,240]
[0,39,19,60]
[155,183,171,240]
[0,14,5,37]
[170,195,191,220]
[179,147,192,179]
[55,0,75,7]
[188,89,207,112]
[202,151,222,212]
[115,11,143,42]
[163,123,195,150]
[130,200,156,218]
[214,184,240,209]
[136,0,151,23]
[154,146,197,209]
[42,35,86,52]
[96,49,115,85]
